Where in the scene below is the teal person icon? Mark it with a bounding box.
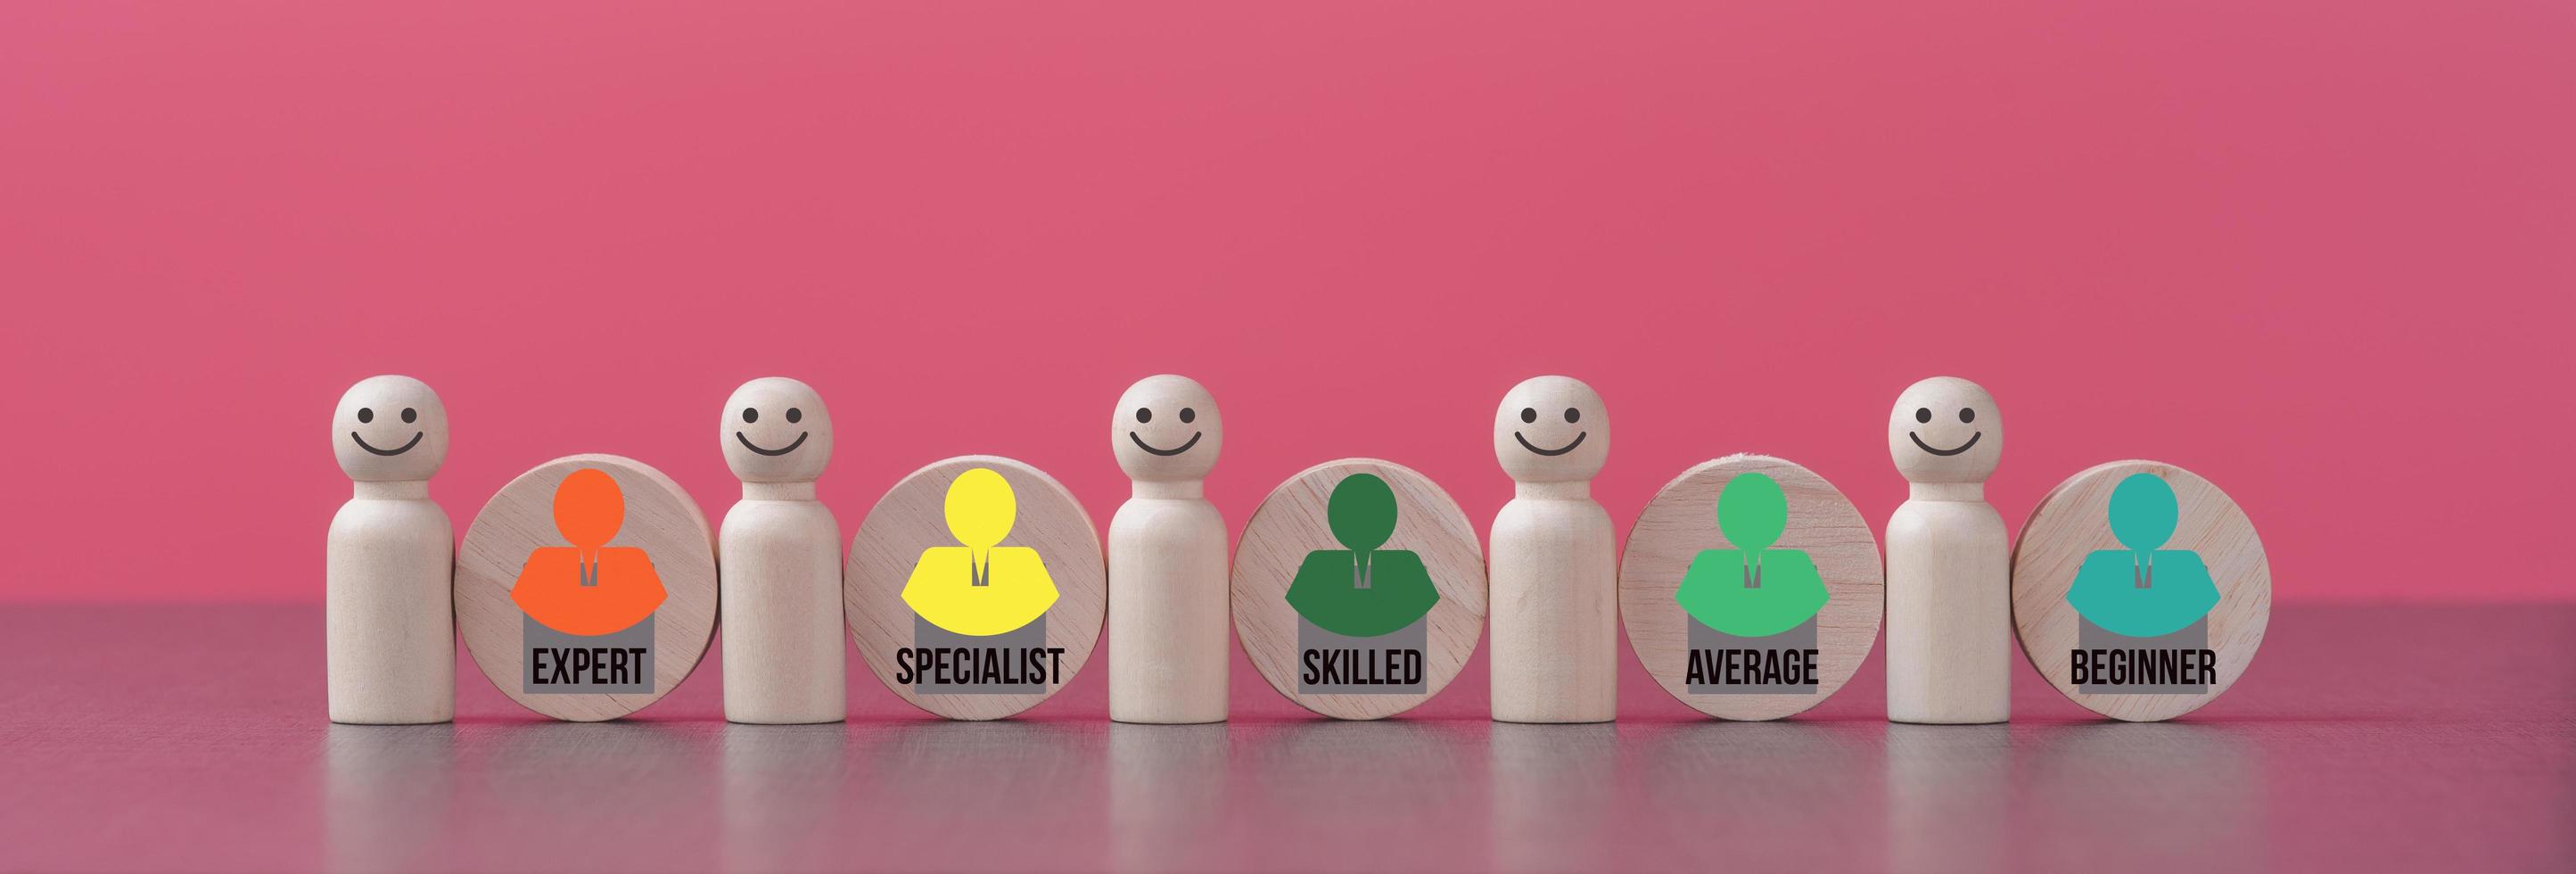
[1285,474,1441,638]
[1675,472,1828,637]
[2067,473,2219,638]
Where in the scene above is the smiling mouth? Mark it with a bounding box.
[1514,431,1586,457]
[1909,431,1981,457]
[1129,431,1201,457]
[350,431,423,457]
[736,431,809,457]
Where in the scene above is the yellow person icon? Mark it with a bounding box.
[901,467,1060,636]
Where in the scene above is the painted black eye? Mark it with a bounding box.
[1564,408,1581,424]
[1135,408,1153,424]
[1519,408,1537,424]
[785,408,802,424]
[357,408,374,424]
[742,408,759,424]
[1914,408,1932,424]
[1958,408,1976,424]
[400,408,416,424]
[1178,408,1196,424]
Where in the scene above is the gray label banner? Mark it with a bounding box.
[1687,617,1819,695]
[523,614,654,694]
[912,615,1049,695]
[1296,617,1427,695]
[2077,617,2210,695]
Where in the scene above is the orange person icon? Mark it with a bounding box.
[511,468,668,636]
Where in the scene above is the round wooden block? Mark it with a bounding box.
[457,454,718,721]
[1619,455,1883,720]
[2012,460,2270,721]
[844,456,1106,720]
[1231,459,1486,721]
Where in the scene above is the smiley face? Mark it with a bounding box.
[1127,405,1203,457]
[721,376,833,482]
[350,405,424,457]
[1494,375,1608,482]
[333,375,449,482]
[735,406,809,457]
[1888,375,2002,483]
[1113,375,1222,482]
[1907,404,1981,457]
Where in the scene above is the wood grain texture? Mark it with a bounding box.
[844,456,1106,721]
[2012,460,2270,721]
[1619,455,1883,720]
[1231,458,1486,721]
[456,454,717,721]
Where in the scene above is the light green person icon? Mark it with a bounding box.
[1675,472,1829,637]
[2067,473,2219,638]
[1285,474,1442,638]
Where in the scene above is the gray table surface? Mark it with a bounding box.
[1,603,2566,872]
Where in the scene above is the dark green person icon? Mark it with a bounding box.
[2068,473,2218,638]
[1285,474,1441,638]
[1675,472,1828,637]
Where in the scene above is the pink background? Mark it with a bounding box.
[4,1,2567,604]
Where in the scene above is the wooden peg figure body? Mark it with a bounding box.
[1108,375,1230,723]
[719,377,846,723]
[1489,375,1617,722]
[1884,376,2011,723]
[325,375,456,724]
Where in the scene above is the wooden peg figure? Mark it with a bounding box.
[719,377,846,723]
[326,375,456,724]
[1108,375,1230,723]
[1489,375,1617,722]
[1884,376,2011,723]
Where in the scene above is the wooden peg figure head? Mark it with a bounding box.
[1493,375,1608,484]
[1888,375,2002,485]
[333,375,449,482]
[1113,375,1222,483]
[721,376,833,483]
